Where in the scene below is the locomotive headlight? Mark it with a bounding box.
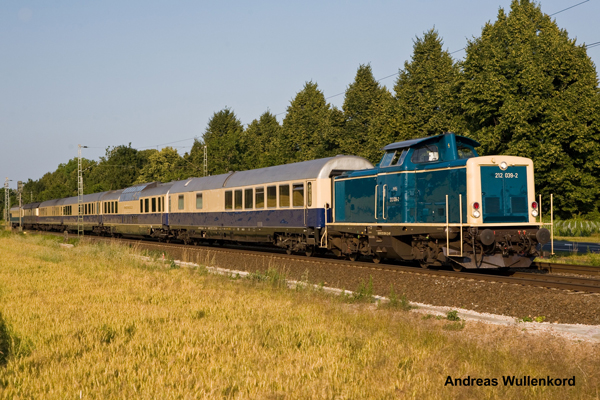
[531,201,539,217]
[472,202,481,218]
[499,161,508,170]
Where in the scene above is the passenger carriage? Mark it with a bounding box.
[166,156,374,252]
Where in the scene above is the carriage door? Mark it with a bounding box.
[305,181,314,227]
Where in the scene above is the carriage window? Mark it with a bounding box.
[152,198,156,212]
[115,202,118,213]
[144,198,149,213]
[244,188,253,209]
[255,187,264,209]
[196,193,203,209]
[307,182,312,207]
[267,186,276,208]
[158,198,161,212]
[292,183,304,207]
[279,185,290,207]
[234,190,243,210]
[225,191,233,210]
[411,145,440,163]
[178,195,184,210]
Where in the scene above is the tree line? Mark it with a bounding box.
[4,0,600,220]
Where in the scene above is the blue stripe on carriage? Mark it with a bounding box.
[30,208,328,229]
[169,208,326,228]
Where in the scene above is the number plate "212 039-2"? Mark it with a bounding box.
[495,172,518,178]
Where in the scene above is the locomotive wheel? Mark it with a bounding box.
[305,246,315,257]
[452,264,465,272]
[348,253,359,262]
[286,248,293,255]
[372,254,382,264]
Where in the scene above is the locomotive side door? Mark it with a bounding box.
[375,176,385,222]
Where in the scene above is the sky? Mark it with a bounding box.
[1,0,599,188]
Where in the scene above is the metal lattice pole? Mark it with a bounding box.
[77,145,87,237]
[17,181,22,231]
[203,145,208,177]
[4,178,9,228]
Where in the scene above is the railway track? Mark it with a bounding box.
[532,261,600,276]
[35,230,600,294]
[42,231,600,293]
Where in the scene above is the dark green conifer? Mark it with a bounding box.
[341,64,393,163]
[394,28,464,139]
[281,82,336,163]
[202,108,245,175]
[242,111,282,168]
[460,0,600,216]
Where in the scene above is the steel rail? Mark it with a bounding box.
[533,261,600,276]
[23,230,600,293]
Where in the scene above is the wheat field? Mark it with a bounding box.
[0,232,598,399]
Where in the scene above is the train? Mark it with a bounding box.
[9,132,550,270]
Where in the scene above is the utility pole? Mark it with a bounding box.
[203,145,208,177]
[17,181,23,231]
[4,178,9,228]
[78,144,87,237]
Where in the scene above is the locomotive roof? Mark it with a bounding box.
[382,133,480,151]
[23,202,41,209]
[223,156,374,188]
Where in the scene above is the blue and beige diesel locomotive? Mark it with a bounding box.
[10,133,550,270]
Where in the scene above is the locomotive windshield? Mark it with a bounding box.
[380,149,407,167]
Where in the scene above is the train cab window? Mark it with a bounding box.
[379,151,395,167]
[234,190,243,210]
[392,150,407,166]
[411,145,440,164]
[244,189,253,209]
[292,183,304,207]
[267,186,277,208]
[307,182,312,207]
[196,193,203,209]
[279,185,290,208]
[225,191,233,210]
[457,143,476,159]
[178,195,184,210]
[255,187,264,209]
